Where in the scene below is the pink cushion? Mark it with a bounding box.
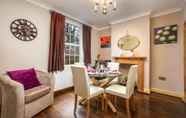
[7,68,41,90]
[86,66,95,72]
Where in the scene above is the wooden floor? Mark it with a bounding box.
[34,90,186,118]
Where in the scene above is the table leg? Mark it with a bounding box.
[87,100,90,118]
[107,99,117,113]
[104,94,117,113]
[101,94,105,111]
[79,98,87,105]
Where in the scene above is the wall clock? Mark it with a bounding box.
[10,19,37,41]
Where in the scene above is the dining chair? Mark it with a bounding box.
[107,62,120,84]
[105,65,138,118]
[71,65,104,117]
[107,62,120,71]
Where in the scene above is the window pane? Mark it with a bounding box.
[75,36,79,44]
[65,23,68,32]
[70,56,74,64]
[65,55,70,64]
[71,33,75,44]
[70,46,75,55]
[65,34,70,43]
[67,23,70,33]
[71,25,75,34]
[75,56,79,63]
[75,46,79,55]
[69,24,72,34]
[75,27,79,44]
[64,22,80,65]
[65,45,70,54]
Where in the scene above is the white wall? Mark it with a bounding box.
[0,0,78,91]
[98,28,112,60]
[111,16,151,91]
[91,28,100,63]
[91,28,112,62]
[0,0,50,72]
[151,11,184,96]
[54,66,73,91]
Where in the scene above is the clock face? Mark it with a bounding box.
[10,19,37,41]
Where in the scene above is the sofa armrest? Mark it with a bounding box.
[36,71,55,91]
[0,74,25,118]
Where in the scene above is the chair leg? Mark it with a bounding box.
[87,100,90,118]
[131,95,136,112]
[104,93,108,111]
[114,96,117,106]
[101,94,105,111]
[74,94,78,114]
[126,99,131,118]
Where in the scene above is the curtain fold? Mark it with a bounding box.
[83,24,92,65]
[48,11,65,72]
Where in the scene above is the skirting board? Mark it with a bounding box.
[184,98,186,103]
[54,86,74,96]
[151,88,184,99]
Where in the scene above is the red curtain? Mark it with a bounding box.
[48,11,65,72]
[83,24,92,65]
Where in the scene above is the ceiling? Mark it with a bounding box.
[30,0,185,29]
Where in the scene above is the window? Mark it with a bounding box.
[64,22,81,65]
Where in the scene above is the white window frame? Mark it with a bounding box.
[64,18,83,65]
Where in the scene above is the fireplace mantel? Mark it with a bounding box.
[114,56,146,93]
[114,56,146,60]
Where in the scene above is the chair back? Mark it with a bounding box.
[107,62,120,71]
[126,65,138,98]
[71,65,90,98]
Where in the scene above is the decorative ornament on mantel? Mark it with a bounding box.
[10,19,37,41]
[118,32,140,57]
[92,0,117,15]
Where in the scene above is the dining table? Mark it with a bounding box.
[88,71,121,88]
[87,71,122,113]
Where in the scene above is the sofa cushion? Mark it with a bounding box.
[7,68,41,90]
[25,85,50,104]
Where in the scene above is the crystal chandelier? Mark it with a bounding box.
[93,0,117,15]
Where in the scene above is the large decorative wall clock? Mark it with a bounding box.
[10,19,37,41]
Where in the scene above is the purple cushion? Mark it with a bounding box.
[7,68,41,90]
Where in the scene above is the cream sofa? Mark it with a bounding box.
[0,70,54,118]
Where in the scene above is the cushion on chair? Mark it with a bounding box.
[89,85,104,99]
[105,84,128,98]
[7,68,41,90]
[25,85,50,104]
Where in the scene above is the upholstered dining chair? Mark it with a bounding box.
[105,65,138,118]
[71,65,104,117]
[107,62,120,84]
[107,62,120,71]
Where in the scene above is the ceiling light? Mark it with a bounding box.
[92,0,117,15]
